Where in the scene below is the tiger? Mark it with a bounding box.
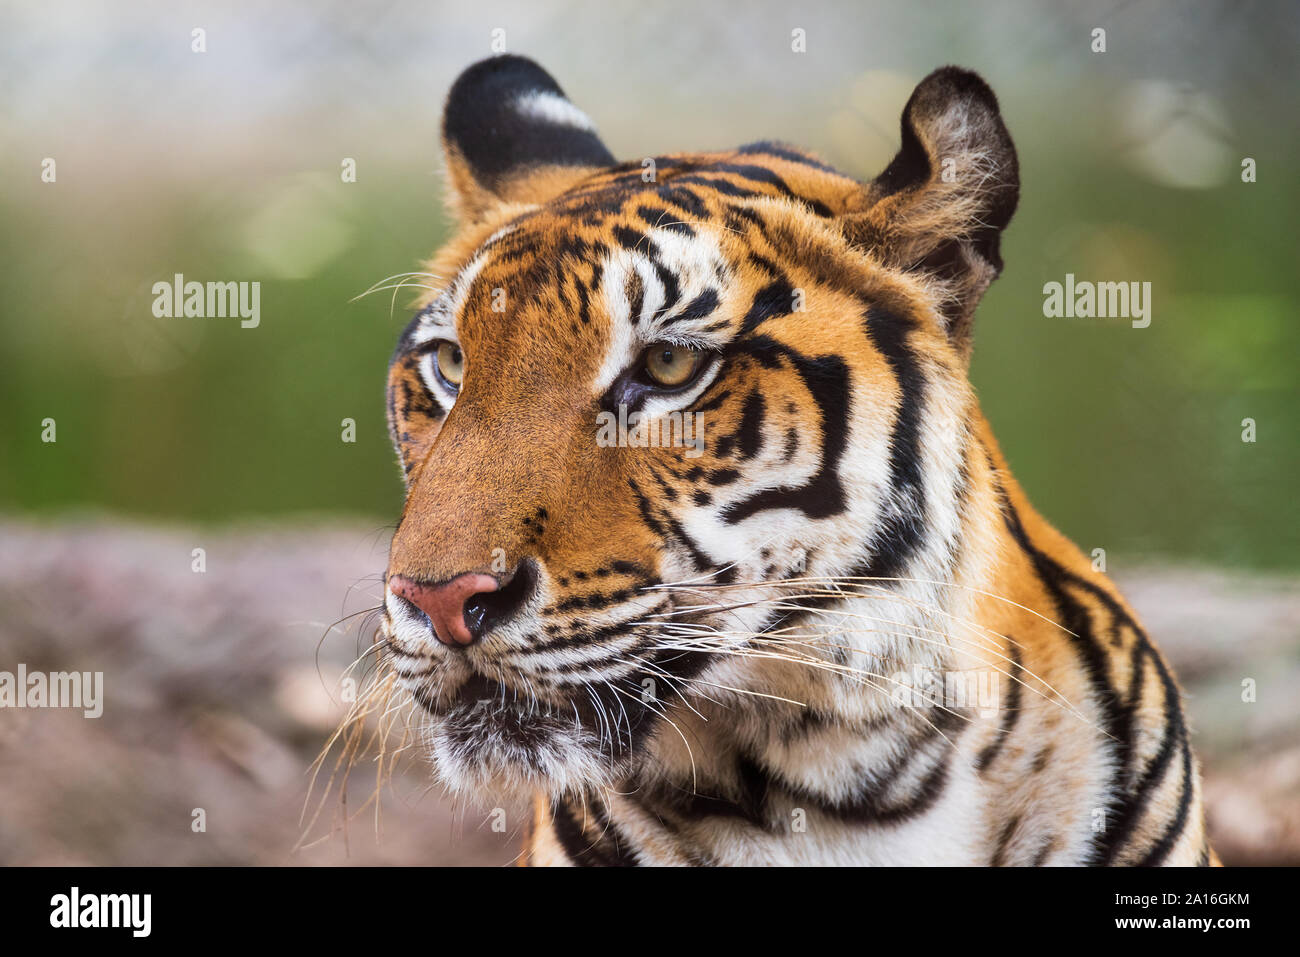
[377,54,1216,866]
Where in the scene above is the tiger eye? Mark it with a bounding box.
[644,343,702,388]
[436,341,464,387]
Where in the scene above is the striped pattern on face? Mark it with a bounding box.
[371,56,1212,867]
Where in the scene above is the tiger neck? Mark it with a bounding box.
[535,430,1135,864]
[567,420,1020,859]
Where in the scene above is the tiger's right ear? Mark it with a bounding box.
[841,67,1019,358]
[441,55,616,224]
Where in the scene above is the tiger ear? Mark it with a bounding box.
[843,67,1019,357]
[441,55,615,224]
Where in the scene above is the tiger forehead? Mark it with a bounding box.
[404,147,867,360]
[454,145,856,289]
[450,201,739,336]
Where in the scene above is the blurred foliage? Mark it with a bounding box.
[1,0,1296,568]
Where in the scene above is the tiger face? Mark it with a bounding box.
[382,56,1018,803]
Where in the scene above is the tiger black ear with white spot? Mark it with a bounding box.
[844,67,1019,358]
[441,55,615,223]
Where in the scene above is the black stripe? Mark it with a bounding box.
[1060,588,1188,864]
[649,463,679,501]
[652,260,682,314]
[1030,837,1056,866]
[738,141,847,176]
[626,270,645,324]
[588,800,641,866]
[736,141,846,175]
[627,477,667,537]
[1135,735,1194,866]
[629,480,723,579]
[739,278,796,335]
[705,161,834,216]
[721,338,850,523]
[550,799,614,866]
[736,391,766,460]
[671,174,763,199]
[975,641,1023,772]
[613,224,645,251]
[611,231,682,318]
[663,288,719,327]
[658,187,709,218]
[991,463,1192,866]
[855,307,927,579]
[795,747,958,827]
[774,710,967,827]
[636,204,695,236]
[996,487,1126,865]
[664,508,726,578]
[1125,639,1148,711]
[1031,745,1054,774]
[728,205,773,242]
[991,814,1020,866]
[524,605,667,659]
[653,784,763,828]
[549,588,636,613]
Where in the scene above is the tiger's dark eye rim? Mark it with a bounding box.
[607,350,723,414]
[425,335,718,407]
[642,342,706,389]
[631,346,717,394]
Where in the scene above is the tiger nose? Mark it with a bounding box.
[389,572,499,647]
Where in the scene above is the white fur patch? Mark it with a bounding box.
[592,232,732,395]
[513,90,597,131]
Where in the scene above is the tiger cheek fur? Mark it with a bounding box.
[376,55,1215,867]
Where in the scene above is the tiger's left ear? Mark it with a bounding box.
[441,55,616,224]
[842,67,1019,357]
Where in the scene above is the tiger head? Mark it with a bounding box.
[382,56,1019,803]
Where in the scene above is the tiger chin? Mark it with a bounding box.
[374,55,1217,866]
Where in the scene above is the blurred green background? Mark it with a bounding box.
[2,0,1297,568]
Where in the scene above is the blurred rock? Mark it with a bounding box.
[0,518,1294,865]
[0,516,514,866]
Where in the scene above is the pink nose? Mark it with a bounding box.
[389,572,499,646]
